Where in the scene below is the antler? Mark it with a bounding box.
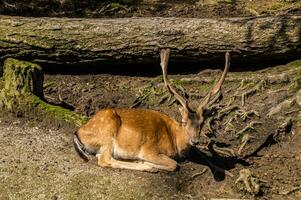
[160,49,191,112]
[196,52,230,115]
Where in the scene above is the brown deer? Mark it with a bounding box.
[74,49,230,172]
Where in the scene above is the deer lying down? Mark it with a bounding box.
[74,49,230,172]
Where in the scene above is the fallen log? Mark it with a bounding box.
[0,15,301,68]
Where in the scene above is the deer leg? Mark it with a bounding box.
[97,146,158,172]
[139,152,178,172]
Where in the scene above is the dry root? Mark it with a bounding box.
[237,133,255,156]
[241,80,266,106]
[236,121,262,136]
[217,105,239,120]
[212,144,236,157]
[235,169,261,195]
[236,109,259,121]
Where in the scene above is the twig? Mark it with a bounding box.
[224,118,236,133]
[206,117,215,133]
[191,168,208,178]
[241,80,265,106]
[226,96,235,107]
[217,105,239,120]
[236,121,262,136]
[236,109,260,121]
[213,144,235,157]
[237,133,255,156]
[285,109,301,115]
[158,93,170,104]
[279,185,301,195]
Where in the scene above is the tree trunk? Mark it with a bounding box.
[0,58,87,126]
[0,15,301,68]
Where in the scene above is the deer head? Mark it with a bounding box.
[160,49,230,145]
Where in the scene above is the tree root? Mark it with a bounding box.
[235,169,261,195]
[191,168,208,178]
[217,105,239,120]
[237,133,255,156]
[279,185,301,195]
[241,80,266,106]
[236,121,262,136]
[224,118,236,133]
[235,109,259,121]
[212,144,236,157]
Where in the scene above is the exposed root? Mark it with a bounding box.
[273,118,293,142]
[224,118,236,133]
[241,80,265,106]
[217,105,239,120]
[191,168,208,178]
[236,121,262,136]
[285,109,301,115]
[226,96,235,107]
[237,133,255,156]
[235,169,261,195]
[212,144,235,157]
[236,109,259,121]
[279,185,301,195]
[206,117,215,134]
[158,93,170,104]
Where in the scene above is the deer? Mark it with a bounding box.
[73,49,230,172]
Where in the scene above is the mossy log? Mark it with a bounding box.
[0,58,88,126]
[0,15,301,68]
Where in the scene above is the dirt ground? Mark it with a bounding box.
[1,0,301,199]
[1,59,301,199]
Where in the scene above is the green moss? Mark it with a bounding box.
[270,3,284,10]
[31,95,88,127]
[198,80,215,92]
[3,58,43,97]
[110,3,122,9]
[287,60,301,69]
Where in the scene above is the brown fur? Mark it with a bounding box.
[77,109,189,172]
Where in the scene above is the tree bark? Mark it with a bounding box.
[0,15,301,68]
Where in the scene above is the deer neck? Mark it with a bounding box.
[169,120,191,157]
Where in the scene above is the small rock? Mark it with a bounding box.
[267,97,295,117]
